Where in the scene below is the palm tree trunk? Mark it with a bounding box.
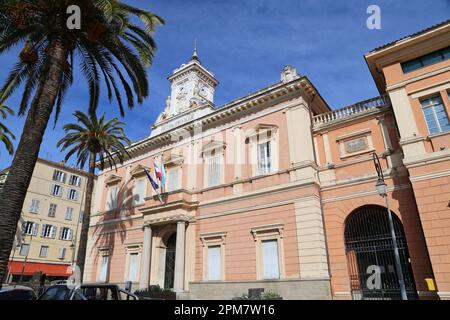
[76,151,96,282]
[0,39,67,285]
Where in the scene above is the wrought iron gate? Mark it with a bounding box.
[164,233,176,289]
[344,205,418,300]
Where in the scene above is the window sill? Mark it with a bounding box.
[428,130,450,139]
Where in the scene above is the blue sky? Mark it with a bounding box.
[0,0,449,169]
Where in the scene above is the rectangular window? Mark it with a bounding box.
[69,175,81,187]
[59,227,73,241]
[98,255,109,282]
[41,224,56,238]
[206,155,222,187]
[401,46,450,73]
[53,170,66,183]
[58,248,66,260]
[19,244,30,256]
[39,246,49,258]
[128,253,138,282]
[65,207,74,221]
[207,246,222,281]
[421,95,450,135]
[67,189,79,201]
[166,167,180,192]
[48,203,57,217]
[257,141,272,175]
[132,179,146,206]
[262,239,280,279]
[29,199,40,213]
[106,186,119,210]
[22,221,38,236]
[50,184,63,197]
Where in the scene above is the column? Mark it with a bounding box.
[139,224,152,290]
[294,197,330,279]
[173,220,186,292]
[284,98,317,182]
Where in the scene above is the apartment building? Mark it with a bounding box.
[85,20,450,299]
[1,158,96,283]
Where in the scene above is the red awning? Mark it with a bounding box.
[8,261,72,277]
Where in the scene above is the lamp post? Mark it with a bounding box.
[372,152,408,300]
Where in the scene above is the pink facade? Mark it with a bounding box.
[85,21,450,300]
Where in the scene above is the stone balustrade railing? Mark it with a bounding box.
[313,95,391,128]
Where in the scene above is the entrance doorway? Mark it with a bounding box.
[344,205,417,300]
[164,233,176,289]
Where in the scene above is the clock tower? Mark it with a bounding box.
[151,47,219,137]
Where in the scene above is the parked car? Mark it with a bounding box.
[38,285,87,300]
[0,285,37,300]
[38,283,138,300]
[78,283,139,300]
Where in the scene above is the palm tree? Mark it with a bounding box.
[0,104,15,155]
[0,0,163,283]
[57,110,130,281]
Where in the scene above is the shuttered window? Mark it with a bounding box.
[19,244,30,256]
[48,203,57,217]
[39,246,49,258]
[167,167,180,192]
[207,246,222,281]
[133,179,146,205]
[50,184,63,197]
[58,247,66,260]
[98,255,109,282]
[41,224,56,238]
[30,199,40,213]
[53,170,66,183]
[262,240,280,279]
[65,207,73,220]
[128,253,138,282]
[206,155,222,187]
[106,185,119,210]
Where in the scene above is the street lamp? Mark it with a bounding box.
[372,152,408,300]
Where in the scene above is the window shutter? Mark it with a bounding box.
[208,246,222,280]
[262,240,280,279]
[68,229,73,240]
[51,226,57,239]
[59,227,63,240]
[32,223,39,236]
[41,224,46,237]
[207,155,222,187]
[133,180,145,205]
[128,253,138,282]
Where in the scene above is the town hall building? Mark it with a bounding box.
[84,20,450,300]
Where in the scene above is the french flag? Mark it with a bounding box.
[154,163,162,180]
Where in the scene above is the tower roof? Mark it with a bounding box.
[191,40,200,63]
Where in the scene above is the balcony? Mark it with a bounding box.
[312,95,391,129]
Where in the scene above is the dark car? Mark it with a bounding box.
[0,285,37,300]
[38,285,87,300]
[78,283,139,300]
[38,283,138,300]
